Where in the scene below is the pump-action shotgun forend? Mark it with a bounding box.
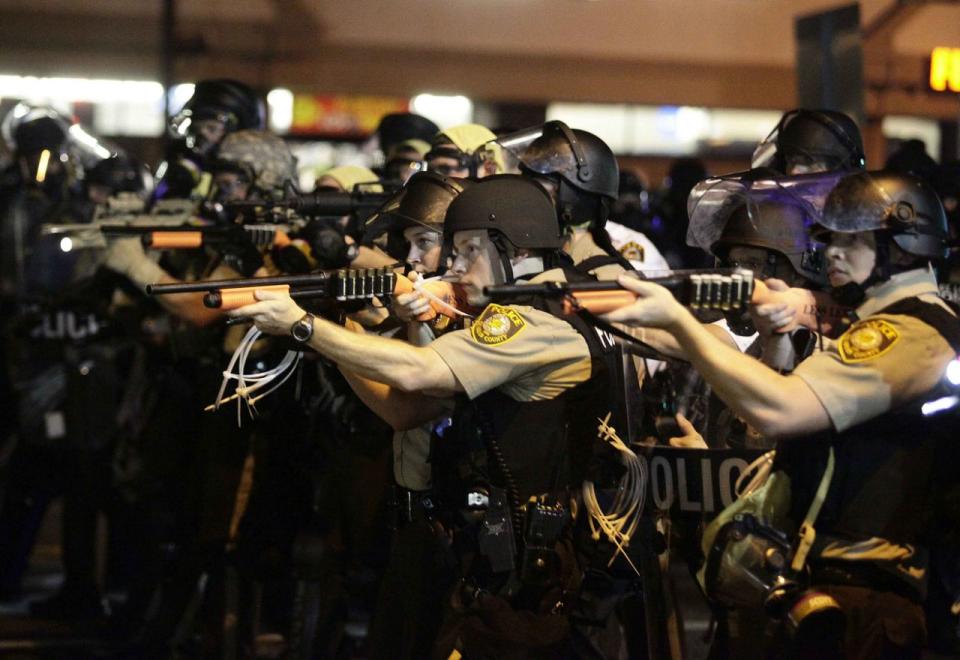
[147,268,471,322]
[485,269,851,335]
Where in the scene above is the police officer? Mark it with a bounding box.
[604,170,958,659]
[357,171,471,659]
[752,109,865,176]
[373,112,439,185]
[156,79,264,201]
[503,120,629,277]
[0,108,133,618]
[425,123,505,179]
[230,174,628,657]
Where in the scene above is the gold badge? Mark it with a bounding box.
[838,318,900,363]
[470,304,526,346]
[620,241,645,262]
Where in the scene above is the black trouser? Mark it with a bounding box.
[368,490,455,660]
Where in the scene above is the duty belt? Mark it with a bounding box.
[391,484,437,527]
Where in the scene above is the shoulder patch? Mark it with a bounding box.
[619,241,645,262]
[470,303,526,346]
[838,318,900,363]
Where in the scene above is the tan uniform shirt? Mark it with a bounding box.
[429,270,592,402]
[793,268,956,432]
[566,230,625,281]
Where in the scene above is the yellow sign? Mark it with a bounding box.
[291,95,410,137]
[930,47,960,93]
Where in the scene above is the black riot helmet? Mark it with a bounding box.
[85,154,150,197]
[169,79,264,156]
[8,110,72,193]
[502,120,625,265]
[753,109,865,175]
[364,171,471,239]
[508,121,619,223]
[812,170,948,303]
[712,200,826,286]
[444,174,562,281]
[375,113,439,156]
[12,115,69,157]
[813,170,948,260]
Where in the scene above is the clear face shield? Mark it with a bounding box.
[687,170,845,256]
[496,122,588,179]
[751,125,781,170]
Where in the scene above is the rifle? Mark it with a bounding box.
[226,187,395,220]
[485,269,851,335]
[41,197,200,250]
[147,268,471,322]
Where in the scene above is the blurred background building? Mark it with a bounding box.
[0,0,958,189]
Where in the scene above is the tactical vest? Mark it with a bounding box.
[774,297,960,597]
[430,267,628,593]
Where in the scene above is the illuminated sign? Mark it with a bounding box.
[929,47,960,93]
[290,95,409,137]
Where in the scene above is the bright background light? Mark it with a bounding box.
[267,88,294,134]
[946,358,960,386]
[410,93,473,129]
[167,83,196,116]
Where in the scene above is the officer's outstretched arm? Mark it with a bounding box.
[230,290,464,395]
[103,236,228,327]
[334,317,452,429]
[339,369,451,430]
[602,275,830,438]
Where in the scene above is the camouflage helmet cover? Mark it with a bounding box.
[213,129,296,193]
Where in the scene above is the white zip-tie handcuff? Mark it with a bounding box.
[581,412,647,577]
[734,450,776,499]
[411,274,475,319]
[207,325,302,426]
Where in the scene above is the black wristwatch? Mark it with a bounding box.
[290,313,315,343]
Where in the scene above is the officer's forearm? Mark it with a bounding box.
[150,273,225,327]
[306,318,460,393]
[667,310,829,437]
[635,324,738,359]
[338,368,451,430]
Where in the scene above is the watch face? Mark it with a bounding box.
[292,315,313,341]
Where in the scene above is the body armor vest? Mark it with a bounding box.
[432,265,627,523]
[775,297,960,595]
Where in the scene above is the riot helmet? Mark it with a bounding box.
[84,154,152,203]
[752,109,865,175]
[375,112,440,156]
[444,174,561,282]
[507,121,619,201]
[813,170,948,260]
[426,124,504,179]
[170,79,264,157]
[363,171,472,271]
[210,129,296,198]
[811,170,948,304]
[5,107,72,194]
[712,200,826,286]
[501,121,622,266]
[365,171,470,237]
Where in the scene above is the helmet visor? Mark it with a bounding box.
[494,124,544,161]
[687,170,844,252]
[816,172,901,238]
[751,127,779,170]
